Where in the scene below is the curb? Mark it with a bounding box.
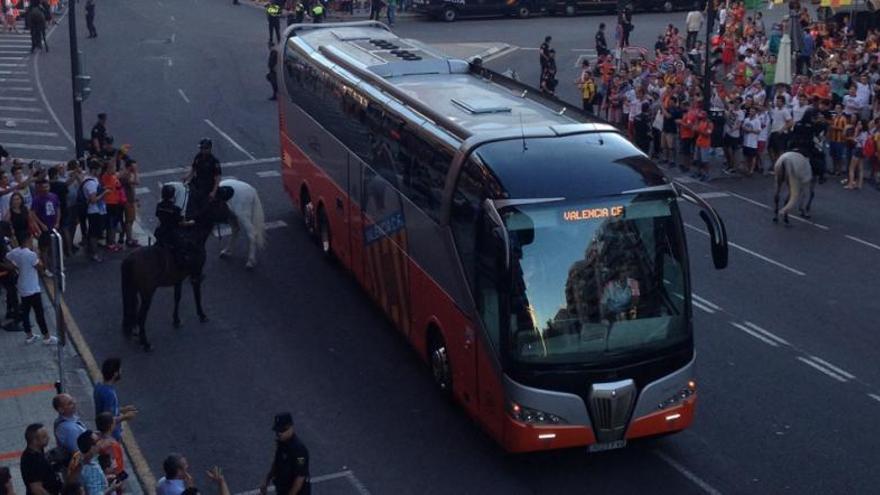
[44,284,158,495]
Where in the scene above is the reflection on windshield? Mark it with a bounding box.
[504,197,688,365]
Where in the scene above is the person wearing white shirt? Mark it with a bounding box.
[685,8,703,50]
[3,230,56,345]
[769,96,793,163]
[156,453,189,495]
[723,101,744,173]
[741,107,762,175]
[842,86,862,117]
[757,107,771,173]
[792,94,811,123]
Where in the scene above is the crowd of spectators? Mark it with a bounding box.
[573,0,880,187]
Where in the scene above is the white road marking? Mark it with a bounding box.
[204,118,256,160]
[730,322,779,347]
[0,78,30,83]
[167,58,173,67]
[0,106,41,113]
[726,192,829,230]
[653,451,723,495]
[0,95,36,101]
[692,294,721,311]
[139,157,279,178]
[796,356,848,383]
[232,469,369,495]
[0,129,58,137]
[691,300,715,314]
[135,187,151,196]
[215,220,286,238]
[0,71,28,75]
[685,223,806,276]
[742,321,789,346]
[845,234,880,252]
[868,393,880,404]
[33,36,77,146]
[0,142,67,151]
[806,356,855,380]
[177,88,190,103]
[0,116,48,124]
[0,56,24,60]
[256,170,281,178]
[0,87,32,92]
[0,64,26,67]
[171,33,176,43]
[0,51,28,55]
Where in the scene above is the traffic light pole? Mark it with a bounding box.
[68,0,85,159]
[703,0,715,113]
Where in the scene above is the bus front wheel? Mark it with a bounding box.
[516,5,530,18]
[441,7,457,22]
[429,332,452,395]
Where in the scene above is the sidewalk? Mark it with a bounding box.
[0,287,145,495]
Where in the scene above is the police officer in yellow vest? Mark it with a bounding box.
[266,0,283,46]
[309,1,324,24]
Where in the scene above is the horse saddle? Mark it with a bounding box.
[216,186,234,202]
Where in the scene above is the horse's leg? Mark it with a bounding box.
[220,217,238,259]
[772,178,781,223]
[138,292,155,352]
[173,282,182,328]
[192,279,209,323]
[242,216,257,269]
[805,177,816,216]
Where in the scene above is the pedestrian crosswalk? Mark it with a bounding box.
[0,28,73,166]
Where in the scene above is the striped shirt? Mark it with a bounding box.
[828,115,848,143]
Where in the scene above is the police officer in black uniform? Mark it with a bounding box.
[154,185,195,269]
[260,413,310,495]
[182,139,222,220]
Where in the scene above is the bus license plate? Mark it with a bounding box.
[588,440,626,453]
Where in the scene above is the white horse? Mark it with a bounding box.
[160,179,267,268]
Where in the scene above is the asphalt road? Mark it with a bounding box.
[28,1,880,494]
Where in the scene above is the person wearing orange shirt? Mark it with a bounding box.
[678,103,700,173]
[100,163,125,252]
[693,111,714,181]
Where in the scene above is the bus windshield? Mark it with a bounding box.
[501,195,689,366]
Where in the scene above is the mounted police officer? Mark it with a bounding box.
[266,0,283,46]
[154,185,195,271]
[182,138,222,220]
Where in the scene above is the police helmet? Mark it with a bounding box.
[161,184,177,201]
[198,138,213,150]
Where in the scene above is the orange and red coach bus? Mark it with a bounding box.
[276,21,728,453]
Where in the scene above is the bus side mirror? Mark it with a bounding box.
[675,182,728,270]
[699,210,728,269]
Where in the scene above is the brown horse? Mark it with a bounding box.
[121,195,229,351]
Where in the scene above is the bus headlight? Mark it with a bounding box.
[509,402,567,425]
[657,380,696,410]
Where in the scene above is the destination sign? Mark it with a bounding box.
[562,206,624,222]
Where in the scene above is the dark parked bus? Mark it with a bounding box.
[411,0,548,22]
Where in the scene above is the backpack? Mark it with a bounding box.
[76,177,97,208]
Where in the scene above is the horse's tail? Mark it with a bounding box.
[251,187,266,249]
[121,256,137,332]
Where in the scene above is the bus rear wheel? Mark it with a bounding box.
[663,1,673,12]
[441,7,457,22]
[516,5,530,18]
[429,332,452,394]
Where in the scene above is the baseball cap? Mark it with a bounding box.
[272,412,293,432]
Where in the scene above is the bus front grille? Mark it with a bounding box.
[588,379,636,443]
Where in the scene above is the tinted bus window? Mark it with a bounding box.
[473,133,666,200]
